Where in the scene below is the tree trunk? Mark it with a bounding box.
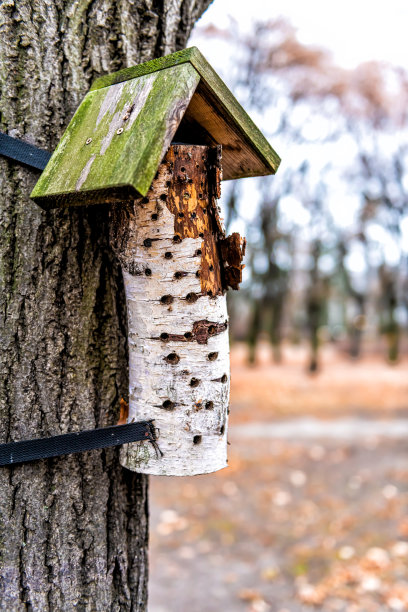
[0,1,212,609]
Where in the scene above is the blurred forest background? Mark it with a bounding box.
[197,17,408,371]
[150,7,408,612]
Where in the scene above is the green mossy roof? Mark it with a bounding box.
[31,48,280,209]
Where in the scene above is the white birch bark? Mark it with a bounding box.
[111,148,230,476]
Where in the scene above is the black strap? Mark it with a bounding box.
[0,136,163,466]
[0,132,51,171]
[0,421,159,466]
[0,134,164,466]
[0,134,193,172]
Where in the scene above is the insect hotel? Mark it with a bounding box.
[30,47,280,476]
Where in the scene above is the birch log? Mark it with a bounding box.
[110,144,235,476]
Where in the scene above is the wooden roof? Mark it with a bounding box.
[31,47,280,208]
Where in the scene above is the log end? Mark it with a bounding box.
[120,432,228,476]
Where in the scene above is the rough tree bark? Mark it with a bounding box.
[0,1,212,610]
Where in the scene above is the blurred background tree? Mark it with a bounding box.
[197,18,408,370]
[149,8,408,611]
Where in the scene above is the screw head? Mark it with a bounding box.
[85,138,92,145]
[116,127,124,135]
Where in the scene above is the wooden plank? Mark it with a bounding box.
[176,81,273,180]
[90,47,281,177]
[90,48,200,91]
[31,63,200,208]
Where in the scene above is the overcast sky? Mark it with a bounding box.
[190,1,408,269]
[192,0,407,69]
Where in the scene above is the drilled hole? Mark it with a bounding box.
[208,325,216,335]
[188,178,193,184]
[178,212,184,218]
[166,180,171,187]
[203,208,207,214]
[180,166,186,172]
[173,235,182,243]
[208,352,218,361]
[205,401,214,410]
[208,290,213,297]
[160,333,169,341]
[151,213,158,221]
[160,193,167,201]
[200,181,204,187]
[191,212,196,219]
[160,295,174,305]
[195,270,200,278]
[142,197,149,203]
[195,249,202,257]
[199,232,204,238]
[220,425,225,436]
[184,332,193,340]
[186,293,198,304]
[145,268,152,276]
[143,238,152,247]
[162,399,175,410]
[164,252,173,259]
[174,271,184,279]
[193,435,202,445]
[221,374,228,383]
[209,265,214,271]
[165,353,180,364]
[198,193,203,199]
[190,378,200,388]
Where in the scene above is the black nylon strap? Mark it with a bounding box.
[0,132,51,171]
[0,421,156,466]
[0,136,163,466]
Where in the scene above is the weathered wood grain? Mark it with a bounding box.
[91,46,281,177]
[31,64,200,207]
[30,47,280,210]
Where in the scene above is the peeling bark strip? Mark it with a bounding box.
[164,144,224,296]
[156,319,228,344]
[220,232,247,290]
[110,145,230,476]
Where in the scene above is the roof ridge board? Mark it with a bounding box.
[90,48,198,91]
[90,47,281,175]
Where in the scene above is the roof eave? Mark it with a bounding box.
[91,47,281,176]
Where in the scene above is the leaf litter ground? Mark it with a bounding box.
[149,343,408,612]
